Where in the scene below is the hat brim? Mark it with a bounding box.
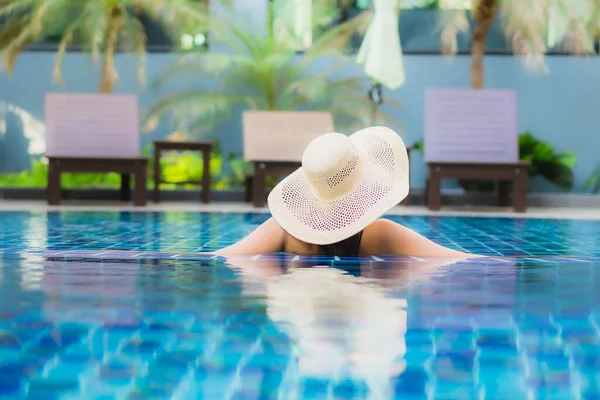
[267,126,410,245]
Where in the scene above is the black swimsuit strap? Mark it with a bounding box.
[355,230,364,255]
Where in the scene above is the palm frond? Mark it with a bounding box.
[438,9,470,56]
[155,52,254,88]
[28,0,53,38]
[586,2,600,43]
[311,0,344,29]
[182,109,233,139]
[0,14,31,50]
[547,0,595,55]
[144,0,212,33]
[323,76,369,98]
[305,10,370,59]
[203,3,271,55]
[82,6,106,65]
[499,0,550,72]
[53,17,83,84]
[142,90,250,133]
[0,0,66,73]
[3,19,34,74]
[0,0,209,92]
[0,0,35,18]
[280,71,334,103]
[120,13,148,87]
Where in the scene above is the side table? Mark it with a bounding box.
[153,141,213,203]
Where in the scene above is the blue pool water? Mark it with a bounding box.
[1,211,600,399]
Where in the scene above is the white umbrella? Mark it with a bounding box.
[357,0,405,119]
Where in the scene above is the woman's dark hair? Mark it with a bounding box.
[315,230,364,257]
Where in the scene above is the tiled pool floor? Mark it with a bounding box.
[1,211,600,399]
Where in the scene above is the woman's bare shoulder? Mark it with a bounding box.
[369,218,397,228]
[364,218,399,235]
[363,219,477,258]
[360,219,395,254]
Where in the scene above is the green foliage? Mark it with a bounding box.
[518,131,577,191]
[0,159,122,188]
[221,153,254,189]
[143,1,403,138]
[0,0,208,90]
[412,138,424,153]
[411,131,579,192]
[0,144,251,190]
[584,162,600,194]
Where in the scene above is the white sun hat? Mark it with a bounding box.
[267,126,409,245]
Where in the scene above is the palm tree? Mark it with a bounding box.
[469,0,497,89]
[0,0,209,93]
[439,0,599,88]
[143,1,403,138]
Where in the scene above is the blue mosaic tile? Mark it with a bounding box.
[0,211,600,398]
[27,378,80,399]
[393,367,430,396]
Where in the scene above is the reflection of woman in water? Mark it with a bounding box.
[230,256,459,399]
[268,267,407,399]
[216,126,481,258]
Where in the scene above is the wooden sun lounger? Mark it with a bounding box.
[47,156,148,206]
[44,93,148,206]
[423,88,528,212]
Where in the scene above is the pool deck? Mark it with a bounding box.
[0,200,598,220]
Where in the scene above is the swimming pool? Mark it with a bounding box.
[1,211,599,399]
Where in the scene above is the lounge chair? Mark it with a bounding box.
[44,93,148,206]
[423,88,530,212]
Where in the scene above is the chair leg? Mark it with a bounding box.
[253,164,266,208]
[153,148,161,203]
[120,173,131,202]
[202,149,211,204]
[498,180,509,207]
[245,176,253,203]
[513,170,528,213]
[427,168,442,211]
[134,165,147,207]
[47,162,61,205]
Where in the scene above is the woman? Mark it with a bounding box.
[216,126,480,258]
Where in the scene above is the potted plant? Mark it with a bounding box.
[143,1,402,136]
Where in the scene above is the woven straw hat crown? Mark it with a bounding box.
[268,126,409,245]
[302,133,367,200]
